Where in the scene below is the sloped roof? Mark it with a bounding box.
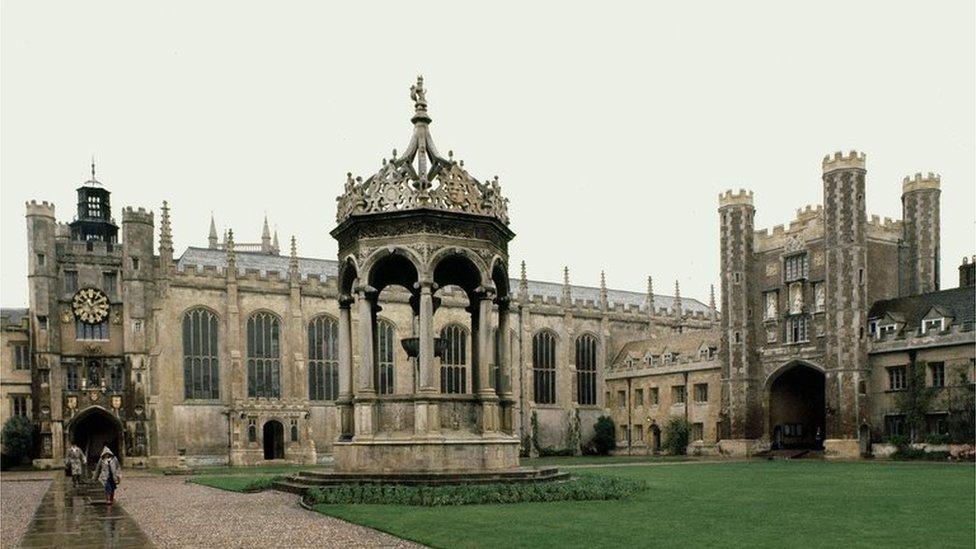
[868,287,975,329]
[1,308,29,328]
[612,329,720,365]
[176,247,714,314]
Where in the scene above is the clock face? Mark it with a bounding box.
[72,288,110,324]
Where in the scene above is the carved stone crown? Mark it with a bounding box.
[336,76,509,225]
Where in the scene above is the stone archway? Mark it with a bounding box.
[263,420,284,460]
[70,407,124,465]
[767,362,825,450]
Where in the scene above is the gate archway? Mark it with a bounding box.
[766,362,825,450]
[263,420,284,460]
[70,407,124,465]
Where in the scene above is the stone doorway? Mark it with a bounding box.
[70,407,123,465]
[767,363,825,450]
[650,424,661,453]
[263,420,284,460]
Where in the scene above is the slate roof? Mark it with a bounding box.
[611,329,721,366]
[1,308,29,328]
[176,247,713,314]
[868,286,976,329]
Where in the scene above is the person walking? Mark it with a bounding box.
[92,446,121,505]
[65,444,87,487]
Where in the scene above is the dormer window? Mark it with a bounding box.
[922,318,945,334]
[878,324,897,337]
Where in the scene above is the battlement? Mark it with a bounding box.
[902,172,940,193]
[122,207,155,224]
[822,150,866,172]
[25,200,56,218]
[718,188,754,208]
[794,203,823,220]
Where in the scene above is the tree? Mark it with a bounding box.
[896,359,937,444]
[592,416,616,455]
[943,369,976,444]
[662,417,691,455]
[1,416,34,467]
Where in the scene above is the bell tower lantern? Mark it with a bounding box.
[69,162,118,243]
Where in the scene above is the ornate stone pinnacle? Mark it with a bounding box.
[410,75,427,111]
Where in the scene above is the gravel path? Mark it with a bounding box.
[0,478,51,547]
[123,476,420,548]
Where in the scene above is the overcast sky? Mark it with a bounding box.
[2,1,974,307]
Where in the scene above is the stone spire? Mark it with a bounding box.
[673,279,683,319]
[289,235,299,279]
[561,266,571,307]
[518,260,528,302]
[709,284,718,322]
[225,228,236,273]
[599,271,608,312]
[159,201,173,255]
[208,213,218,249]
[261,214,271,253]
[644,276,655,315]
[272,229,280,255]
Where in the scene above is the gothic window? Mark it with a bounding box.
[784,253,809,282]
[308,316,339,401]
[440,324,468,394]
[575,334,597,406]
[290,419,299,442]
[66,363,80,391]
[76,320,108,340]
[532,330,557,404]
[108,362,124,392]
[786,316,809,344]
[102,271,118,300]
[247,312,281,398]
[376,319,396,395]
[247,418,257,442]
[183,308,220,400]
[64,270,78,294]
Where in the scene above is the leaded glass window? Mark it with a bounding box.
[247,312,281,398]
[376,319,396,395]
[440,324,468,394]
[76,320,108,340]
[533,331,557,404]
[183,308,220,399]
[575,334,598,405]
[308,315,339,401]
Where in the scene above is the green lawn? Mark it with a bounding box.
[521,454,692,467]
[313,461,975,548]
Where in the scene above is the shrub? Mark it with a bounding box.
[306,476,646,506]
[886,435,909,448]
[891,447,950,461]
[190,475,282,492]
[662,417,690,455]
[924,433,950,445]
[592,416,616,455]
[1,416,34,467]
[530,411,541,454]
[538,447,574,457]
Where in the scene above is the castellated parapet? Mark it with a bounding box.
[25,200,56,218]
[902,172,941,193]
[718,189,754,208]
[122,206,155,225]
[822,150,866,172]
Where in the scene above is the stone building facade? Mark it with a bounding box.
[11,84,716,468]
[5,83,969,467]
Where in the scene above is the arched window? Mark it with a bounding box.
[440,324,468,394]
[376,319,396,395]
[247,312,281,398]
[576,334,598,405]
[532,331,557,404]
[183,308,219,399]
[308,316,339,401]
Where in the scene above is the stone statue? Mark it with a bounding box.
[410,76,426,107]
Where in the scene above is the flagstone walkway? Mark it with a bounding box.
[17,477,154,548]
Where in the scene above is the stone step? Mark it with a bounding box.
[273,468,570,495]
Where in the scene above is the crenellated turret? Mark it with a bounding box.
[901,172,941,295]
[821,149,869,446]
[718,186,758,440]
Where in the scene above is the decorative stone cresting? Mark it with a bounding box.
[336,76,510,225]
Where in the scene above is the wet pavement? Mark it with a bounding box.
[18,477,154,548]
